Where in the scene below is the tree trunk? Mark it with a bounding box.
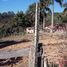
[51,0,54,33]
[43,17,46,31]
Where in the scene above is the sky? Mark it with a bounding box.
[0,0,67,13]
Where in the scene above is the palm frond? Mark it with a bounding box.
[55,0,63,6]
[63,8,67,12]
[45,7,52,14]
[63,2,67,12]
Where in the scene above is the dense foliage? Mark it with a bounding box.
[0,11,31,37]
[0,1,67,37]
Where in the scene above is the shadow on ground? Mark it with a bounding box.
[0,57,23,67]
[0,39,30,48]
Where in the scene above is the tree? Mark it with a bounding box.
[13,11,25,33]
[61,2,67,23]
[62,13,67,23]
[26,1,51,30]
[40,0,51,30]
[26,3,36,27]
[63,2,67,12]
[54,13,63,24]
[51,0,63,32]
[0,11,15,37]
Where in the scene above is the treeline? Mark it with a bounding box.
[0,11,33,37]
[0,2,67,37]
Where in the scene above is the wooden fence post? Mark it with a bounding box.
[44,57,47,67]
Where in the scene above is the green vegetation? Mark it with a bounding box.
[0,0,67,37]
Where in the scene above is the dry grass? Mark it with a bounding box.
[0,33,67,66]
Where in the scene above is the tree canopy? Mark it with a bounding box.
[0,0,67,37]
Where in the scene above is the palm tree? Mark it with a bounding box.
[51,0,63,32]
[63,2,67,12]
[26,1,51,30]
[42,7,51,30]
[40,0,51,30]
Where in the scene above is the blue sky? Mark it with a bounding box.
[0,0,67,13]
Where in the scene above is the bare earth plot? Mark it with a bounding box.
[0,33,67,66]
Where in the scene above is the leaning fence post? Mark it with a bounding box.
[41,56,44,67]
[44,57,47,67]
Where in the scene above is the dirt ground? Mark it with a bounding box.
[0,33,67,67]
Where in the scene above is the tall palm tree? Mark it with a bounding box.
[42,7,51,30]
[51,0,63,32]
[40,0,51,30]
[26,1,51,30]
